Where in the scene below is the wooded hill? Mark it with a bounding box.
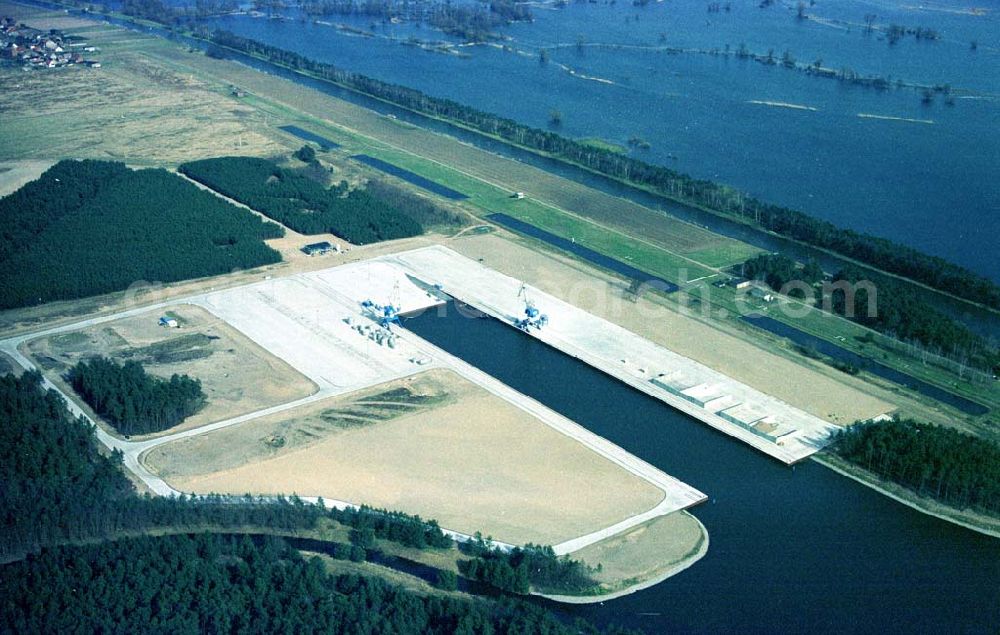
[179,157,423,244]
[832,418,1000,515]
[0,160,283,310]
[205,31,1000,311]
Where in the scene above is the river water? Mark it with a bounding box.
[405,305,999,634]
[200,0,1000,283]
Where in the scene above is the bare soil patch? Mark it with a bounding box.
[26,304,316,438]
[146,370,665,545]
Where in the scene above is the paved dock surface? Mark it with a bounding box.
[390,246,841,464]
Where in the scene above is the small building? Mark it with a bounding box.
[510,191,525,199]
[749,286,774,302]
[731,278,752,290]
[301,241,333,256]
[158,316,179,328]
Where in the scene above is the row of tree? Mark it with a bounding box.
[742,254,1000,374]
[1,533,633,634]
[459,536,598,594]
[832,419,1000,515]
[830,266,1000,375]
[0,160,283,310]
[67,357,206,436]
[204,31,1000,310]
[331,505,453,550]
[179,156,423,244]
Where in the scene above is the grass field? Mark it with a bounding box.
[26,304,317,439]
[144,369,666,546]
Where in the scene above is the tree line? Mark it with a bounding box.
[0,371,313,560]
[1,372,637,632]
[0,371,439,560]
[829,266,999,374]
[0,533,636,634]
[68,357,206,436]
[832,419,1000,515]
[742,254,1000,375]
[203,30,1000,311]
[179,156,423,244]
[458,535,598,595]
[0,160,283,310]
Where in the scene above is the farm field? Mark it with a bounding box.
[143,42,762,270]
[25,304,317,439]
[0,5,284,164]
[145,369,667,546]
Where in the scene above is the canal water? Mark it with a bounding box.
[405,305,1000,634]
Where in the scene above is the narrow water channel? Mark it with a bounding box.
[404,305,1000,634]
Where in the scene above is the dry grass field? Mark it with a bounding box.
[572,511,706,595]
[144,369,666,546]
[0,5,286,165]
[25,304,317,438]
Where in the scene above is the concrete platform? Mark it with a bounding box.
[1,254,706,554]
[388,246,841,464]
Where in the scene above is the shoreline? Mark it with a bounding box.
[536,512,710,605]
[813,454,1000,540]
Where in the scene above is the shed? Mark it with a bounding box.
[749,286,774,302]
[301,241,333,256]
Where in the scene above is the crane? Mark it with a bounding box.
[515,282,548,331]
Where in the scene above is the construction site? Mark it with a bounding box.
[1,246,722,598]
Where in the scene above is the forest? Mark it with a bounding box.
[459,536,598,595]
[742,254,1000,375]
[203,31,1000,311]
[1,372,633,632]
[0,160,283,310]
[0,533,634,634]
[741,253,823,298]
[832,419,1000,515]
[179,157,423,244]
[68,357,206,436]
[828,266,1000,375]
[0,370,319,560]
[364,177,468,231]
[1,372,602,605]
